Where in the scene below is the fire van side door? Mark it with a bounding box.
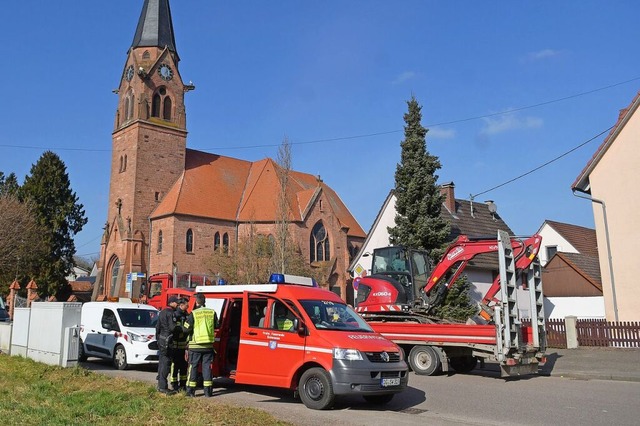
[235,292,306,389]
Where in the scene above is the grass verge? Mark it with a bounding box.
[0,354,292,425]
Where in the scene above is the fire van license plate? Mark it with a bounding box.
[381,378,401,387]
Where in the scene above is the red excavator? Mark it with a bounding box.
[354,233,542,322]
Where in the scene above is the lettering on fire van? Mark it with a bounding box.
[79,300,159,370]
[198,275,409,410]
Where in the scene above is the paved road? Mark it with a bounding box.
[82,356,640,426]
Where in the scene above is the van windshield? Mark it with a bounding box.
[300,300,373,332]
[117,308,158,328]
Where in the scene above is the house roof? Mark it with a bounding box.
[442,199,514,239]
[573,91,640,192]
[151,149,365,238]
[442,199,515,270]
[543,220,599,257]
[551,252,602,292]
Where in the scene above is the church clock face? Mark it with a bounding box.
[124,65,134,82]
[158,63,173,81]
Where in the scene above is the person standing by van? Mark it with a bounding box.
[156,296,179,394]
[183,293,217,397]
[170,298,189,392]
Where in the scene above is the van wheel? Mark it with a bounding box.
[78,339,87,362]
[450,356,478,373]
[113,344,128,370]
[363,394,394,405]
[299,368,335,410]
[408,346,441,375]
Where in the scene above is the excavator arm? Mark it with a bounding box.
[420,234,542,313]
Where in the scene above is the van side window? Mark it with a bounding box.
[272,301,296,332]
[249,298,268,328]
[101,309,120,332]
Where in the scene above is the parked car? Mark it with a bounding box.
[0,297,9,322]
[79,300,159,369]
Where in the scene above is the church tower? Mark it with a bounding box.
[95,0,192,299]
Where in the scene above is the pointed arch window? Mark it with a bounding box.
[109,257,120,297]
[310,222,330,262]
[214,232,220,251]
[124,89,135,121]
[163,97,172,120]
[151,87,172,121]
[186,229,193,253]
[157,230,163,253]
[223,233,229,254]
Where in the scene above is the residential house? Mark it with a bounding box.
[537,220,604,319]
[350,182,525,311]
[572,91,640,321]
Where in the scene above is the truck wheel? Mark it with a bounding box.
[363,394,394,405]
[299,367,335,410]
[408,346,441,375]
[450,356,478,374]
[113,344,128,370]
[78,339,87,362]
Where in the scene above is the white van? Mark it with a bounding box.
[79,300,159,370]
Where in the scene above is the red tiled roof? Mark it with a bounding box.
[573,91,640,191]
[151,149,365,238]
[544,220,598,257]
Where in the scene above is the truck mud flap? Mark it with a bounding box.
[500,362,539,377]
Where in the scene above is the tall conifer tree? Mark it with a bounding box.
[389,97,449,257]
[21,151,87,296]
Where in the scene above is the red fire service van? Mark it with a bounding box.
[196,274,409,410]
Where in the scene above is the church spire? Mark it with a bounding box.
[131,0,178,59]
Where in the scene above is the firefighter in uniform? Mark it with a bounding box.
[156,296,179,394]
[169,298,189,392]
[183,293,217,397]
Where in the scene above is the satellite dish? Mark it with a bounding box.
[486,200,498,214]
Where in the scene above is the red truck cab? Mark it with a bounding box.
[196,274,409,410]
[144,272,214,310]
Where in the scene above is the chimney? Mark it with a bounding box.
[440,182,456,213]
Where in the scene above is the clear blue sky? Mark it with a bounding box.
[1,1,639,260]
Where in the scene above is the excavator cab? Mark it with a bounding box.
[369,246,431,305]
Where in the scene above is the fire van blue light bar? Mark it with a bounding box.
[269,273,317,287]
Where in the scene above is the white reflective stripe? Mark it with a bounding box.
[239,339,333,354]
[381,332,495,342]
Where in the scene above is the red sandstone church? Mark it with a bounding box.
[93,0,366,303]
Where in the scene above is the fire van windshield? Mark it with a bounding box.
[300,300,373,332]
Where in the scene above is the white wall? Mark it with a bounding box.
[544,296,605,319]
[537,223,578,266]
[351,194,397,277]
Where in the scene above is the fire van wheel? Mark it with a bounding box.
[363,394,394,405]
[450,356,478,374]
[299,368,335,410]
[113,344,129,370]
[408,346,441,376]
[78,339,87,362]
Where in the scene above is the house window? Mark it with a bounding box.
[163,97,172,120]
[310,221,330,262]
[546,246,558,261]
[157,230,163,253]
[223,233,229,254]
[214,232,220,251]
[186,229,193,253]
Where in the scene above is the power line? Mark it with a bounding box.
[2,76,638,153]
[471,125,615,198]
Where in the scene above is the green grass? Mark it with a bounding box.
[0,354,292,425]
